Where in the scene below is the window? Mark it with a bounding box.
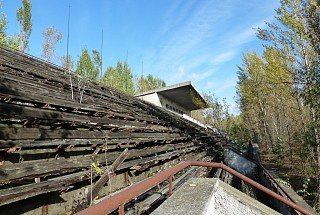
[165,103,183,115]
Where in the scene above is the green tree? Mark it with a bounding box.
[92,49,102,79]
[76,48,98,81]
[41,27,62,63]
[136,74,166,93]
[17,0,32,52]
[0,1,19,49]
[0,1,6,45]
[256,1,319,208]
[104,61,135,95]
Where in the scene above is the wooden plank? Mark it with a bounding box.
[0,143,197,184]
[0,73,162,122]
[0,67,151,115]
[0,148,198,206]
[0,137,190,149]
[0,127,183,140]
[88,149,129,203]
[0,102,147,127]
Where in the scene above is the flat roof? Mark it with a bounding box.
[135,81,207,110]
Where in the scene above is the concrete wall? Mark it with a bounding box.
[137,93,162,107]
[137,93,191,116]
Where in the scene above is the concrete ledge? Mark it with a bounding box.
[152,178,281,215]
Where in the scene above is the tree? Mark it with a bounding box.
[76,48,98,81]
[61,54,74,71]
[92,49,102,79]
[136,74,166,93]
[0,1,19,49]
[104,61,135,95]
[236,1,320,209]
[41,27,62,63]
[206,93,230,131]
[0,1,6,45]
[16,0,32,52]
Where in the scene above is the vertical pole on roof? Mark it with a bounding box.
[141,60,144,100]
[141,60,144,93]
[126,49,128,92]
[66,3,74,100]
[100,30,104,80]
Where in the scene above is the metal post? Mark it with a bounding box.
[168,175,173,196]
[118,203,124,215]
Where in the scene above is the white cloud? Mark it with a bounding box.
[215,79,237,93]
[204,78,237,92]
[144,1,236,79]
[141,0,276,92]
[187,69,214,83]
[171,65,186,82]
[212,50,236,65]
[204,81,216,90]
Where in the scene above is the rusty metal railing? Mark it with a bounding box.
[224,145,297,204]
[75,161,314,215]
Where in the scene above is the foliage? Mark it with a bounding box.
[41,27,62,63]
[227,115,251,150]
[0,1,19,49]
[16,0,32,52]
[76,48,99,81]
[103,61,135,95]
[92,49,102,79]
[0,1,6,45]
[201,92,231,133]
[61,54,74,71]
[238,0,319,210]
[136,74,166,93]
[297,178,311,198]
[91,162,103,175]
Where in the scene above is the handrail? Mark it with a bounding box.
[224,145,297,204]
[75,161,314,215]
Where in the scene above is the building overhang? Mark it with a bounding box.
[135,81,207,111]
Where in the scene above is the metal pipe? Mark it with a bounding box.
[75,161,314,215]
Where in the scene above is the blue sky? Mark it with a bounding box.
[2,0,280,113]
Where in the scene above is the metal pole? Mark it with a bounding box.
[66,3,73,100]
[118,203,124,215]
[100,30,103,80]
[168,175,173,196]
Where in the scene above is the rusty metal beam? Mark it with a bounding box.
[75,161,314,215]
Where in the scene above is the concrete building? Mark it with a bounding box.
[135,81,207,117]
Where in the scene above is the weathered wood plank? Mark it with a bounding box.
[0,148,199,206]
[0,127,182,140]
[0,144,197,184]
[0,137,190,150]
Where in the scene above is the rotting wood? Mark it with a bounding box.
[87,148,129,204]
[0,127,182,141]
[0,46,222,212]
[0,137,190,150]
[0,149,200,206]
[0,144,198,184]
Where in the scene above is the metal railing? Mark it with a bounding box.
[75,161,314,215]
